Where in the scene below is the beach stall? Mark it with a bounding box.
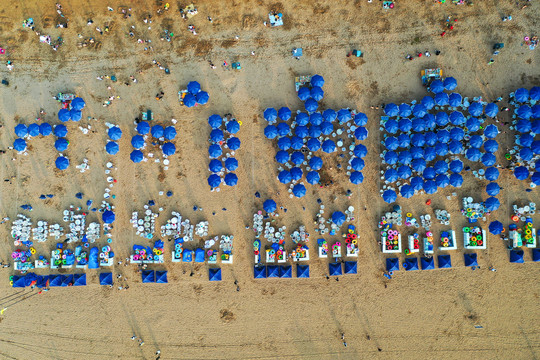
[266,242,287,263]
[253,239,261,264]
[131,241,164,264]
[292,243,309,262]
[424,232,435,254]
[344,225,359,257]
[381,225,402,253]
[209,268,222,281]
[99,246,114,267]
[439,230,457,250]
[172,238,183,262]
[75,245,88,268]
[220,235,233,264]
[35,255,50,269]
[407,233,421,254]
[317,238,329,258]
[50,244,75,269]
[463,226,487,250]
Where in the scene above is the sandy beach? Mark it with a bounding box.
[0,0,539,359]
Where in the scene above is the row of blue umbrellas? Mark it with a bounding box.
[135,122,177,140]
[209,158,239,173]
[183,81,209,107]
[14,123,54,138]
[207,173,238,187]
[383,113,493,133]
[129,142,176,163]
[57,97,86,122]
[513,87,540,103]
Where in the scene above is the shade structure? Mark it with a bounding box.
[264,125,278,139]
[99,272,113,285]
[531,172,540,186]
[411,146,423,159]
[277,122,290,137]
[434,92,449,106]
[306,138,320,151]
[102,210,115,224]
[384,151,398,165]
[435,174,449,188]
[466,118,480,132]
[449,140,463,154]
[485,103,498,117]
[208,114,222,129]
[54,138,68,151]
[27,123,39,137]
[450,111,466,126]
[449,173,463,187]
[517,105,532,120]
[510,250,524,264]
[131,135,145,149]
[425,132,437,146]
[385,168,398,182]
[384,103,399,117]
[464,253,478,267]
[398,103,412,117]
[70,109,82,122]
[54,125,68,138]
[183,93,196,107]
[430,79,444,94]
[310,74,324,87]
[412,104,427,118]
[306,171,320,185]
[305,98,318,113]
[322,140,336,153]
[434,160,449,174]
[263,199,277,213]
[398,166,412,179]
[400,184,414,198]
[531,87,540,101]
[208,174,221,188]
[532,249,540,262]
[226,120,240,134]
[354,127,368,140]
[484,197,500,211]
[58,108,71,122]
[412,158,426,173]
[466,148,481,162]
[516,119,531,133]
[291,151,304,165]
[350,171,364,184]
[226,137,241,151]
[209,159,223,173]
[331,211,346,226]
[130,150,143,163]
[412,118,425,132]
[438,255,452,268]
[108,126,122,140]
[385,137,399,151]
[104,141,119,155]
[210,128,224,142]
[71,97,85,110]
[142,270,155,283]
[344,261,357,274]
[469,102,483,117]
[489,220,503,235]
[520,147,534,161]
[55,156,69,170]
[279,265,292,278]
[73,273,86,286]
[187,81,201,94]
[386,258,399,272]
[209,144,222,158]
[196,91,209,105]
[450,160,463,173]
[290,167,303,181]
[296,264,310,278]
[443,76,457,90]
[354,113,368,127]
[156,270,168,283]
[385,119,398,133]
[485,182,500,196]
[323,109,337,122]
[382,189,397,203]
[448,93,462,107]
[533,141,540,154]
[398,119,412,133]
[515,87,529,103]
[484,140,498,153]
[136,121,150,135]
[411,133,425,147]
[309,156,323,170]
[162,142,176,156]
[351,157,365,171]
[254,266,267,279]
[469,135,483,148]
[403,257,419,271]
[337,109,351,123]
[39,122,52,136]
[354,144,367,158]
[224,173,238,186]
[425,146,438,160]
[278,107,292,121]
[422,96,435,109]
[275,150,289,164]
[421,257,435,270]
[484,124,499,139]
[292,184,306,198]
[484,167,499,181]
[329,262,342,276]
[423,180,437,194]
[48,275,62,287]
[151,125,164,138]
[435,112,449,127]
[13,138,27,152]
[209,268,222,281]
[291,136,304,150]
[423,167,436,180]
[450,128,464,141]
[310,86,324,101]
[225,157,238,171]
[267,265,279,278]
[514,166,529,180]
[298,87,311,101]
[163,126,177,140]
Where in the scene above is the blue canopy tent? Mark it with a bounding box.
[435,92,449,106]
[438,255,452,268]
[322,140,336,153]
[278,137,292,150]
[35,275,48,288]
[484,124,499,139]
[309,156,323,170]
[385,119,398,133]
[385,137,399,151]
[130,150,143,163]
[430,79,444,94]
[108,126,122,140]
[162,142,177,156]
[291,151,304,165]
[398,103,412,117]
[344,261,357,274]
[464,253,478,267]
[275,150,289,164]
[443,77,457,90]
[278,107,292,121]
[331,211,346,226]
[227,137,241,150]
[290,167,303,181]
[308,125,322,138]
[400,184,414,198]
[151,125,164,138]
[62,274,74,287]
[386,258,399,272]
[412,118,425,132]
[277,122,290,137]
[196,91,209,105]
[142,270,155,283]
[469,135,483,148]
[55,138,69,152]
[13,138,27,152]
[305,98,318,113]
[290,136,304,150]
[263,199,277,213]
[448,93,462,107]
[71,97,85,110]
[488,220,503,235]
[70,109,82,122]
[264,125,278,139]
[194,248,205,263]
[226,120,240,134]
[469,102,483,117]
[398,119,412,132]
[12,276,26,288]
[449,173,463,187]
[384,151,398,165]
[292,184,306,198]
[510,250,524,263]
[329,262,342,276]
[310,86,324,101]
[298,87,311,101]
[435,112,449,127]
[14,124,28,138]
[337,109,351,123]
[55,156,69,170]
[486,182,500,196]
[398,135,410,149]
[184,93,197,107]
[208,174,221,188]
[412,158,426,173]
[49,274,63,287]
[297,264,310,278]
[208,114,222,129]
[209,144,222,158]
[306,171,320,185]
[423,180,438,194]
[267,265,280,278]
[382,189,397,203]
[321,121,333,135]
[385,168,398,182]
[466,118,480,132]
[100,272,113,285]
[485,197,500,211]
[39,122,52,136]
[421,257,435,270]
[136,121,150,135]
[435,174,449,188]
[412,104,427,118]
[323,109,337,122]
[254,266,267,279]
[73,273,86,286]
[295,125,309,138]
[311,74,324,87]
[58,108,71,122]
[350,171,364,184]
[514,166,529,180]
[403,257,419,271]
[27,123,40,137]
[280,265,292,278]
[532,249,540,262]
[306,138,320,151]
[422,96,435,109]
[224,173,238,186]
[384,103,399,117]
[485,103,498,117]
[209,268,222,281]
[131,135,145,149]
[398,166,412,179]
[102,210,115,224]
[466,148,481,162]
[515,88,529,103]
[449,141,463,154]
[187,81,201,94]
[156,270,168,283]
[450,160,463,173]
[209,159,223,173]
[355,127,368,140]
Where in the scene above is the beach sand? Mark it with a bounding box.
[0,0,539,358]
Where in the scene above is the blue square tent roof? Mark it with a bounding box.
[209,268,222,281]
[421,257,435,270]
[279,265,292,278]
[36,275,49,288]
[183,249,193,262]
[156,271,168,283]
[73,273,86,286]
[49,274,63,287]
[532,248,540,262]
[99,272,113,286]
[194,248,205,263]
[62,274,74,287]
[386,258,400,272]
[254,266,267,279]
[344,261,357,274]
[142,270,155,283]
[464,253,478,267]
[12,275,26,288]
[267,265,280,278]
[296,264,310,278]
[437,255,452,268]
[329,262,342,276]
[403,258,419,271]
[509,250,524,263]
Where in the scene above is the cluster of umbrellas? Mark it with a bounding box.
[130,122,177,163]
[263,75,369,191]
[380,77,503,203]
[207,114,241,188]
[58,97,86,122]
[106,126,122,155]
[511,87,540,183]
[182,81,209,108]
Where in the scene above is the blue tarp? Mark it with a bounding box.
[464,253,478,267]
[136,121,150,135]
[515,88,529,103]
[403,257,419,271]
[292,184,306,198]
[55,138,69,151]
[309,156,323,170]
[226,120,240,134]
[489,220,503,235]
[305,98,318,113]
[100,272,113,285]
[485,197,500,211]
[162,142,176,156]
[62,274,74,287]
[194,248,205,263]
[344,261,357,274]
[225,157,238,171]
[350,171,364,184]
[142,270,155,283]
[130,150,143,163]
[267,265,279,278]
[264,199,277,213]
[307,171,320,184]
[102,210,115,224]
[88,247,99,269]
[514,166,529,180]
[209,144,222,159]
[151,125,164,138]
[156,270,168,283]
[36,275,49,288]
[421,257,435,270]
[430,79,444,94]
[208,114,222,129]
[12,276,26,288]
[209,268,222,281]
[183,93,196,107]
[131,135,145,149]
[297,264,310,278]
[443,77,457,90]
[208,174,221,188]
[55,156,69,170]
[382,189,397,203]
[386,258,399,272]
[254,266,267,279]
[224,173,238,186]
[196,91,209,105]
[329,262,342,276]
[298,87,311,101]
[187,81,201,94]
[323,109,337,122]
[58,108,71,122]
[74,273,86,286]
[280,265,292,278]
[13,138,27,152]
[311,74,324,87]
[278,107,292,121]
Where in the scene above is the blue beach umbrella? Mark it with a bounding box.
[450,128,464,141]
[311,74,324,87]
[385,119,399,134]
[264,199,277,213]
[485,103,498,117]
[292,184,306,198]
[485,197,500,211]
[55,156,69,170]
[58,108,71,122]
[69,109,82,121]
[484,139,498,153]
[291,151,304,165]
[298,87,311,101]
[55,138,69,151]
[520,147,533,161]
[290,167,303,181]
[423,114,436,130]
[385,168,398,182]
[485,167,499,181]
[410,146,423,159]
[278,137,292,150]
[489,221,503,235]
[423,180,437,194]
[164,126,177,140]
[331,211,346,226]
[435,174,449,188]
[398,119,412,132]
[13,138,26,152]
[264,108,278,122]
[187,81,201,94]
[306,138,320,151]
[412,118,425,132]
[435,112,449,126]
[411,133,425,147]
[412,158,427,173]
[71,97,85,110]
[54,124,67,137]
[295,125,309,138]
[385,151,398,165]
[412,104,427,118]
[517,105,532,120]
[469,135,483,148]
[278,107,292,121]
[515,88,529,103]
[398,134,410,148]
[382,190,397,204]
[27,123,40,137]
[226,120,240,134]
[321,121,333,135]
[102,210,115,224]
[209,144,222,158]
[277,122,290,136]
[481,153,496,166]
[39,123,52,136]
[430,79,444,94]
[449,159,463,173]
[385,137,398,151]
[264,125,278,139]
[208,174,221,188]
[308,125,322,138]
[449,173,463,187]
[435,92,449,106]
[398,166,412,179]
[532,172,540,186]
[137,121,150,135]
[306,171,320,185]
[520,134,534,147]
[209,159,223,173]
[131,135,145,149]
[295,112,309,126]
[309,156,323,170]
[425,146,438,160]
[484,124,499,139]
[354,144,367,158]
[310,86,324,101]
[466,118,480,132]
[425,132,437,146]
[354,127,368,140]
[398,151,412,165]
[151,125,164,138]
[437,129,450,143]
[354,113,368,126]
[224,173,238,186]
[337,109,351,123]
[468,102,483,117]
[162,142,176,156]
[351,157,365,171]
[411,177,423,191]
[530,87,540,101]
[434,160,449,174]
[486,182,500,196]
[305,98,318,113]
[399,103,412,117]
[532,120,540,134]
[323,109,337,122]
[108,126,122,140]
[291,136,303,150]
[195,91,209,105]
[208,114,222,129]
[225,158,238,171]
[449,140,463,154]
[400,184,414,198]
[423,167,436,180]
[422,96,435,109]
[130,150,143,163]
[443,77,457,91]
[384,103,399,117]
[448,93,462,107]
[322,140,336,153]
[449,111,465,125]
[466,148,481,161]
[275,150,289,164]
[514,166,529,180]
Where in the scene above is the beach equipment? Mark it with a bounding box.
[183,93,196,107]
[163,126,177,140]
[469,135,483,149]
[484,124,499,139]
[448,93,462,107]
[403,258,419,271]
[151,125,164,138]
[337,109,351,123]
[208,174,221,188]
[73,273,86,286]
[385,119,398,133]
[435,112,449,127]
[58,108,71,122]
[450,127,464,141]
[435,174,449,188]
[224,173,238,186]
[71,97,85,110]
[434,160,449,174]
[482,153,496,167]
[411,158,426,173]
[290,167,303,181]
[224,157,238,171]
[425,114,436,129]
[162,142,176,156]
[532,249,540,262]
[208,114,222,129]
[187,81,201,94]
[278,107,292,121]
[13,138,27,152]
[210,129,224,143]
[209,144,222,159]
[489,221,503,235]
[398,119,412,133]
[70,109,82,122]
[398,165,412,179]
[412,104,427,118]
[263,199,277,213]
[486,182,500,196]
[485,103,498,117]
[267,265,279,278]
[385,151,398,165]
[130,150,143,163]
[398,134,410,148]
[27,123,39,137]
[108,126,122,140]
[386,258,399,272]
[449,173,463,187]
[385,103,399,117]
[466,118,480,132]
[323,109,337,122]
[264,125,278,139]
[292,184,306,198]
[425,132,437,146]
[421,257,435,270]
[515,88,529,103]
[435,92,449,106]
[398,103,412,117]
[514,166,529,180]
[209,159,222,173]
[423,180,437,194]
[530,87,540,101]
[226,120,240,134]
[275,150,289,164]
[309,156,323,170]
[102,210,115,224]
[55,156,69,170]
[484,140,498,153]
[400,184,414,198]
[55,138,69,152]
[531,172,540,186]
[466,148,481,162]
[468,102,483,117]
[305,98,318,113]
[39,122,52,136]
[425,146,438,160]
[464,253,478,267]
[329,262,342,276]
[510,250,524,264]
[156,271,168,283]
[344,261,357,274]
[354,127,368,141]
[196,91,209,105]
[310,86,324,101]
[99,272,113,286]
[354,112,368,126]
[290,136,304,150]
[385,137,398,151]
[298,87,311,101]
[131,135,145,149]
[517,104,532,120]
[429,79,444,94]
[485,197,500,211]
[438,255,452,268]
[309,124,322,138]
[136,121,150,135]
[411,133,425,147]
[48,275,62,287]
[385,168,398,182]
[532,120,540,134]
[254,266,267,279]
[291,152,304,165]
[449,140,463,154]
[142,270,155,283]
[15,124,28,138]
[311,74,324,87]
[423,167,436,180]
[422,96,435,109]
[306,138,320,151]
[306,171,320,185]
[209,268,222,281]
[322,139,336,153]
[449,111,465,126]
[412,117,426,132]
[227,137,241,151]
[443,77,457,90]
[332,211,346,226]
[382,189,397,203]
[354,144,367,158]
[350,171,364,184]
[280,265,292,278]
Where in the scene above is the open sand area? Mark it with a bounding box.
[0,0,539,359]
